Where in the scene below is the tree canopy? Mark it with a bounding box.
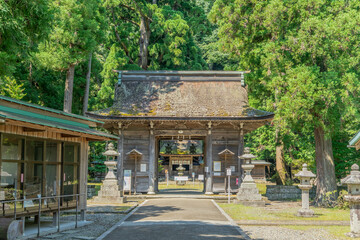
[2,0,360,204]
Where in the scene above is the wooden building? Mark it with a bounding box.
[0,95,117,218]
[87,71,274,194]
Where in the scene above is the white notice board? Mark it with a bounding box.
[214,161,221,172]
[123,170,132,191]
[140,164,147,172]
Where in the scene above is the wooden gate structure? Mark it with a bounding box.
[87,71,274,194]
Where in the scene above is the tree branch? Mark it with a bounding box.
[111,7,135,64]
[129,0,152,22]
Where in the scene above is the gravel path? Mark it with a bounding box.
[241,225,338,240]
[33,213,125,240]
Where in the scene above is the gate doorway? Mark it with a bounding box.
[157,137,205,194]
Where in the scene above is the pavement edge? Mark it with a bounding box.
[96,200,148,240]
[211,200,252,240]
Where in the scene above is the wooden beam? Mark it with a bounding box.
[61,133,80,138]
[23,127,45,132]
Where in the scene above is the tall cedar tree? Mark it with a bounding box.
[210,0,360,204]
[36,0,105,113]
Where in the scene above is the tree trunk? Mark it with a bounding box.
[275,127,287,185]
[139,16,150,70]
[82,53,92,115]
[63,64,75,113]
[314,126,337,205]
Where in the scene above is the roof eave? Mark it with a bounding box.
[86,113,275,122]
[349,130,360,147]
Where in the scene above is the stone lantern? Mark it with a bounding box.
[295,164,316,217]
[341,164,360,238]
[236,147,265,206]
[93,142,126,203]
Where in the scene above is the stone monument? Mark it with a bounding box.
[295,164,316,217]
[176,164,186,185]
[92,143,126,203]
[236,147,265,206]
[342,164,360,238]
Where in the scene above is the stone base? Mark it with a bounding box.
[91,179,127,203]
[92,196,127,204]
[237,186,262,201]
[205,192,214,195]
[234,199,265,207]
[297,208,315,217]
[346,232,360,238]
[147,191,156,195]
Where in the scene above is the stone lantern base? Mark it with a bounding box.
[235,164,265,207]
[92,179,127,204]
[297,208,315,217]
[91,160,127,204]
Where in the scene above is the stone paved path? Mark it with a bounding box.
[99,199,248,240]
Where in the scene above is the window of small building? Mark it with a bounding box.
[0,133,80,201]
[62,143,80,201]
[0,134,23,200]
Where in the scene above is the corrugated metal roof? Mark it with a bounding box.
[0,95,103,124]
[349,130,360,147]
[0,104,118,140]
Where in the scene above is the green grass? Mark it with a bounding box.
[256,183,267,195]
[218,203,350,221]
[87,183,102,186]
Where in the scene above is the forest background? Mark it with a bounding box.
[1,0,360,204]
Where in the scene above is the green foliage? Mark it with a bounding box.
[210,0,360,184]
[88,141,108,178]
[322,190,349,209]
[0,0,52,76]
[36,0,106,71]
[0,76,26,100]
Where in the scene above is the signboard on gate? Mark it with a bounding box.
[174,176,188,181]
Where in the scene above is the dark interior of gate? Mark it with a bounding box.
[156,137,205,193]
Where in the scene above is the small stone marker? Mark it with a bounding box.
[295,164,316,217]
[341,164,360,238]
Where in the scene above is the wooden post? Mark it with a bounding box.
[238,124,244,187]
[134,156,137,195]
[205,122,213,194]
[148,125,156,194]
[79,139,88,213]
[117,123,124,195]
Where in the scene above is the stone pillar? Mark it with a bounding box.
[117,123,124,194]
[205,122,213,195]
[342,164,360,238]
[148,122,156,194]
[295,164,316,217]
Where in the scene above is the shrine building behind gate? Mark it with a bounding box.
[87,71,274,194]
